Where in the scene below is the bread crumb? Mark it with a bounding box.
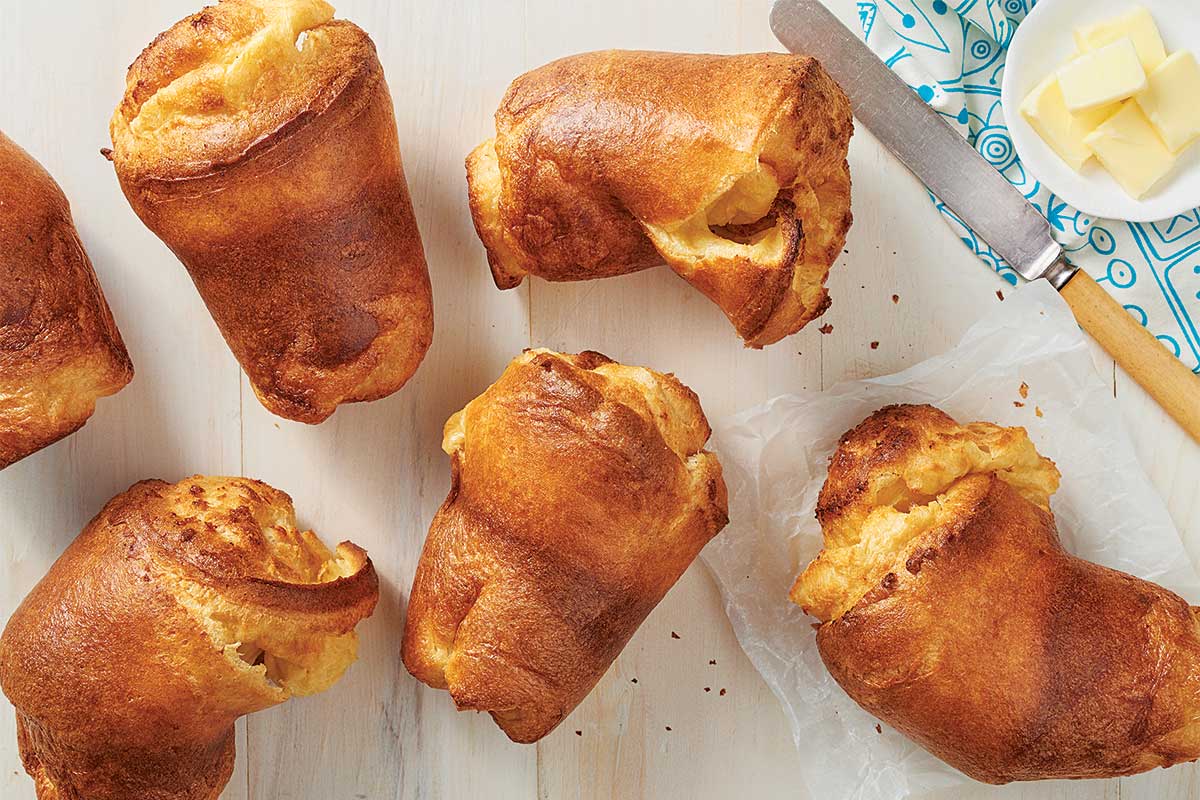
[575,730,582,736]
[875,724,882,734]
[719,688,727,696]
[708,660,716,665]
[891,294,900,304]
[670,631,680,640]
[1019,382,1029,399]
[665,726,672,732]
[819,323,834,335]
[1013,401,1025,408]
[1035,406,1044,418]
[996,290,1005,301]
[870,341,879,350]
[704,687,711,692]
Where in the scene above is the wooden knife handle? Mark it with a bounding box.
[1060,270,1200,443]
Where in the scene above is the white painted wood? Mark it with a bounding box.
[1,1,246,797]
[0,1,1196,799]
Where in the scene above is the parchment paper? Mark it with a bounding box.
[701,280,1200,800]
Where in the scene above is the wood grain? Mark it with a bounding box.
[1061,269,1200,443]
[0,1,1196,799]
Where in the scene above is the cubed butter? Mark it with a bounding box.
[1136,51,1200,153]
[1021,75,1118,171]
[1084,102,1177,198]
[1074,6,1166,73]
[1058,39,1147,112]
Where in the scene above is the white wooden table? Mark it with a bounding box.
[2,1,1197,798]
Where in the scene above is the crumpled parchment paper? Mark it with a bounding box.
[701,280,1200,800]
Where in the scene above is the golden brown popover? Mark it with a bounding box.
[794,404,1200,783]
[109,0,433,424]
[402,349,728,742]
[467,51,853,347]
[1,131,132,470]
[0,477,379,800]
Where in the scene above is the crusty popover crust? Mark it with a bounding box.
[794,404,1200,783]
[0,477,379,800]
[0,131,132,470]
[109,0,433,424]
[466,51,853,348]
[402,349,728,742]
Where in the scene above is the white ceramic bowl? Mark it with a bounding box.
[1002,0,1200,222]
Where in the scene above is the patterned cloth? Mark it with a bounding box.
[857,0,1200,372]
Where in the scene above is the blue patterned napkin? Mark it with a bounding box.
[856,0,1200,373]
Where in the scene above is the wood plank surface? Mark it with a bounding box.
[0,1,1196,798]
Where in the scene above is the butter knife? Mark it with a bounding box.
[770,0,1200,442]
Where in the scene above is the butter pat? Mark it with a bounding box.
[1058,39,1147,112]
[1136,51,1200,153]
[1074,6,1166,72]
[1021,75,1117,170]
[1084,102,1177,198]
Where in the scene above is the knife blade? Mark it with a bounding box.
[769,0,1200,442]
[769,0,1072,288]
